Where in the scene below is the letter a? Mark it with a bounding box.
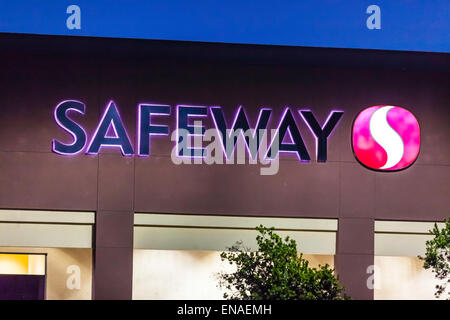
[366,5,381,30]
[66,5,81,30]
[66,265,81,290]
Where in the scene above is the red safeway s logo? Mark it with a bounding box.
[352,105,420,171]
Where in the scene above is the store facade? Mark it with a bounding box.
[0,33,448,300]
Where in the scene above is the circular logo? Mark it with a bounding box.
[352,105,420,171]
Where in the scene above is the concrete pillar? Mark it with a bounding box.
[335,218,374,300]
[93,154,134,299]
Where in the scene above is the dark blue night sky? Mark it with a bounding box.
[0,0,448,53]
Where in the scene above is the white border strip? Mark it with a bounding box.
[0,223,92,248]
[0,210,95,224]
[134,213,337,254]
[375,220,445,234]
[134,213,337,231]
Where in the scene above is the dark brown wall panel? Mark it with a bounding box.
[95,211,134,248]
[0,56,100,154]
[339,163,376,219]
[134,156,340,217]
[375,164,450,221]
[334,253,374,300]
[98,154,134,212]
[0,151,97,210]
[95,153,135,300]
[335,218,374,300]
[337,218,374,255]
[97,59,138,155]
[92,246,133,300]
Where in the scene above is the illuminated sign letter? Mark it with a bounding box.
[177,105,207,157]
[52,100,87,155]
[87,101,133,155]
[267,109,310,161]
[138,104,170,156]
[299,110,343,162]
[210,106,271,160]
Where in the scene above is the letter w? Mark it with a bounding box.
[210,106,271,160]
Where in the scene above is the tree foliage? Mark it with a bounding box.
[419,219,450,299]
[218,225,348,300]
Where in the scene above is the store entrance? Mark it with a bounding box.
[0,253,47,300]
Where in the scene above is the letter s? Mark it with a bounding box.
[52,100,87,155]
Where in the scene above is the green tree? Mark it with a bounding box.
[218,225,349,300]
[419,219,450,299]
